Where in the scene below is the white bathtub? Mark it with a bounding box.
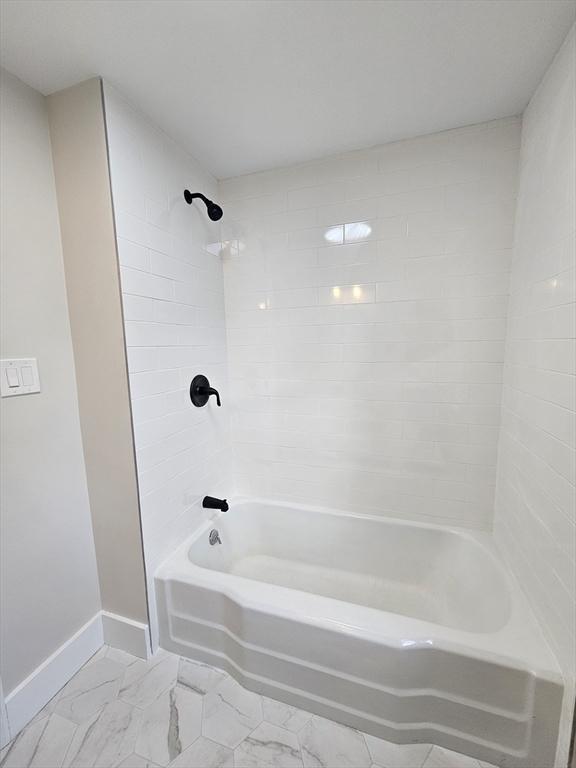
[155,498,563,767]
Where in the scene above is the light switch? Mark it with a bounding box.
[5,367,20,388]
[1,359,41,397]
[21,366,34,386]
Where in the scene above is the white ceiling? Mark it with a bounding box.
[1,1,574,179]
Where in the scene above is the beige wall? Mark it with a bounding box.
[0,69,101,693]
[48,79,148,625]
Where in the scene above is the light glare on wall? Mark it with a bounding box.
[325,222,372,245]
[324,226,344,244]
[352,285,362,299]
[332,286,341,298]
[345,222,372,242]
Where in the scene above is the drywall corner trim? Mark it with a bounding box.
[101,611,150,660]
[4,613,103,737]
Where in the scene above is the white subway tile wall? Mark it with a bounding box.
[220,117,521,529]
[493,27,575,764]
[104,85,231,642]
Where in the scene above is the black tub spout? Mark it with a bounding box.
[203,496,229,512]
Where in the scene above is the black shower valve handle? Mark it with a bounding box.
[204,386,221,407]
[190,374,222,407]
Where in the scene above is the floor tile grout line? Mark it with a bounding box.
[59,717,79,768]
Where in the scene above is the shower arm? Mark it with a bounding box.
[184,191,209,205]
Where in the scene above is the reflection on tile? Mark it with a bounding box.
[177,657,227,696]
[423,745,482,768]
[0,714,75,768]
[55,658,124,724]
[235,721,303,768]
[364,734,432,768]
[299,716,371,768]
[318,283,376,305]
[203,676,263,748]
[63,699,141,768]
[135,686,202,766]
[120,651,179,708]
[170,736,234,768]
[262,697,313,733]
[344,221,373,242]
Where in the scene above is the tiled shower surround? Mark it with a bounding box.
[104,85,231,642]
[105,99,522,571]
[221,118,520,529]
[494,28,575,761]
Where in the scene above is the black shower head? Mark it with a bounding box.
[184,190,223,221]
[206,201,223,221]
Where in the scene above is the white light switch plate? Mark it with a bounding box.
[1,359,41,397]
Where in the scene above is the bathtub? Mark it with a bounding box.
[155,498,563,767]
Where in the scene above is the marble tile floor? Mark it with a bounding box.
[0,646,501,768]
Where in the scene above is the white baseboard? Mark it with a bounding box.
[101,611,150,660]
[4,610,151,741]
[4,613,103,738]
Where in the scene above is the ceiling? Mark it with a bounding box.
[1,1,574,179]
